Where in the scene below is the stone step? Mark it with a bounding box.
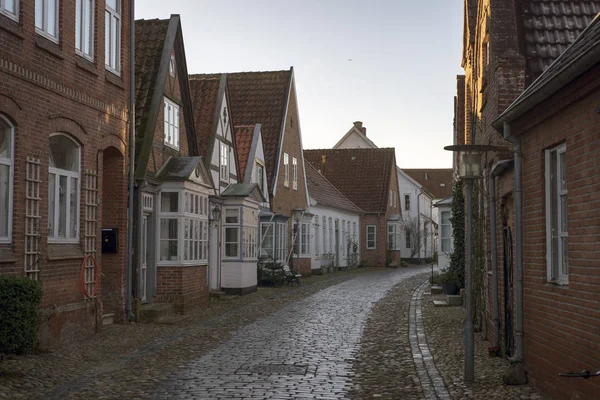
[430,285,443,295]
[433,300,449,307]
[102,313,115,326]
[139,303,173,323]
[447,294,463,306]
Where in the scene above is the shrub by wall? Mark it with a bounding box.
[0,276,43,354]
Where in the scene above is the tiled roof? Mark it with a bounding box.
[156,156,201,181]
[134,18,170,152]
[496,13,600,126]
[401,169,453,199]
[226,70,292,191]
[188,75,222,159]
[234,125,255,182]
[305,161,363,214]
[520,0,600,82]
[304,148,396,213]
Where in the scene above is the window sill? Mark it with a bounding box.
[47,243,84,261]
[0,247,17,263]
[76,56,98,76]
[105,71,125,89]
[35,35,64,59]
[545,280,569,288]
[0,14,23,39]
[157,261,208,267]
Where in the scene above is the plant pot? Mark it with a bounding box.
[443,282,459,296]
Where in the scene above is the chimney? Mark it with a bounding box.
[353,121,367,136]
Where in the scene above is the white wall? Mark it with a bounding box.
[308,204,361,269]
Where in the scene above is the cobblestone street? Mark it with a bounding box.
[1,266,545,399]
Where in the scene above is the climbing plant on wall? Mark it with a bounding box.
[449,178,465,288]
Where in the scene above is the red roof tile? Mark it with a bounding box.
[226,70,292,191]
[304,148,396,213]
[401,169,453,199]
[305,161,363,214]
[188,75,222,159]
[234,125,255,181]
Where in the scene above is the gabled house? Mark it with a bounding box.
[188,74,264,295]
[490,15,600,400]
[0,0,131,345]
[304,161,363,273]
[224,69,311,274]
[134,16,215,312]
[304,148,402,267]
[234,124,270,209]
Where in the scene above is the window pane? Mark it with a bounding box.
[105,11,111,65]
[58,175,67,237]
[112,15,119,68]
[76,0,82,50]
[560,151,566,191]
[0,119,11,158]
[48,174,55,236]
[106,0,117,9]
[6,0,16,14]
[226,227,239,257]
[560,194,568,233]
[0,165,9,237]
[161,192,178,212]
[48,0,57,36]
[49,135,80,171]
[84,0,93,55]
[35,0,43,29]
[225,208,238,223]
[160,218,178,261]
[561,237,568,276]
[69,177,78,238]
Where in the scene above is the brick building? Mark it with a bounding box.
[455,1,600,398]
[492,16,600,399]
[0,0,131,345]
[304,148,402,267]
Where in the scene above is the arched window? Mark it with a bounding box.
[0,115,14,242]
[48,134,80,241]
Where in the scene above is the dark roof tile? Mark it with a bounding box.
[234,125,255,182]
[305,161,363,214]
[401,169,453,199]
[189,76,222,159]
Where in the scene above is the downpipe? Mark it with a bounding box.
[126,0,136,321]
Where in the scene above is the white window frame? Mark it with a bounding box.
[48,134,81,243]
[163,97,180,150]
[220,142,229,182]
[256,162,264,193]
[322,216,327,254]
[441,211,451,252]
[276,222,288,262]
[224,207,240,258]
[314,215,320,257]
[75,0,94,60]
[169,53,175,77]
[35,0,59,42]
[243,226,258,259]
[105,0,121,74]
[0,115,14,243]
[404,194,410,211]
[293,221,311,257]
[1,0,19,21]
[387,224,396,250]
[283,153,289,187]
[292,157,298,190]
[545,143,568,285]
[405,229,411,249]
[366,225,376,249]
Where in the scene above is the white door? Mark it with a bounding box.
[141,215,148,302]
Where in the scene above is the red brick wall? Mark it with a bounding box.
[361,214,386,267]
[155,265,209,313]
[507,66,600,400]
[0,0,131,346]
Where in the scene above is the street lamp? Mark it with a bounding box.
[444,144,499,383]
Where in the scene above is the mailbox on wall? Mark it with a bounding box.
[102,228,118,253]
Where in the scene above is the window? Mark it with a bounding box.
[260,222,274,258]
[243,226,257,259]
[389,190,392,205]
[352,222,357,240]
[276,222,287,262]
[405,230,411,249]
[283,153,289,187]
[293,221,310,257]
[1,0,18,21]
[404,194,410,211]
[105,0,121,73]
[0,116,13,242]
[292,157,298,190]
[163,98,180,149]
[322,216,327,254]
[441,211,451,252]
[328,218,333,253]
[314,216,320,256]
[76,0,94,59]
[366,225,376,249]
[387,224,397,250]
[220,142,228,181]
[393,192,396,208]
[224,208,240,258]
[36,0,59,41]
[256,162,264,193]
[169,53,175,77]
[158,190,208,263]
[48,134,80,242]
[545,143,568,284]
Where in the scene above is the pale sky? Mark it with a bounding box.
[136,0,464,168]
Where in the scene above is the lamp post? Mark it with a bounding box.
[444,144,497,383]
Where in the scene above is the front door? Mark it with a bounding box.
[140,215,149,303]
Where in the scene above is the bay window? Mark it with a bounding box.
[0,116,13,242]
[48,134,80,242]
[36,0,59,41]
[224,208,239,258]
[243,226,258,259]
[1,0,18,21]
[105,0,120,73]
[76,0,94,59]
[158,190,208,263]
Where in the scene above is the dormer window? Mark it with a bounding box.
[164,97,180,149]
[169,53,175,77]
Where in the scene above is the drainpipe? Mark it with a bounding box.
[489,158,514,350]
[126,0,136,320]
[504,121,523,362]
